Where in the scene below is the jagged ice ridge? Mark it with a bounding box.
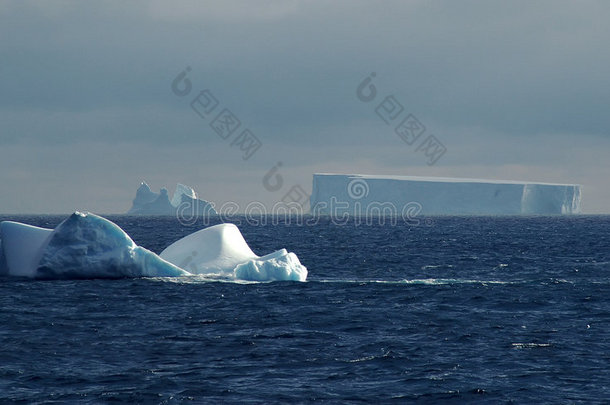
[128,182,217,216]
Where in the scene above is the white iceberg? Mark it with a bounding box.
[233,249,308,282]
[160,223,308,282]
[128,182,217,216]
[311,173,582,215]
[0,212,307,282]
[0,212,187,279]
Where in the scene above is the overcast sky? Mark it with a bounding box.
[1,0,608,214]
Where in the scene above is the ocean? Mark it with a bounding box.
[0,215,609,403]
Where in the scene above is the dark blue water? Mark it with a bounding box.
[1,215,609,403]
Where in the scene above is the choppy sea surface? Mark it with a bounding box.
[0,215,609,403]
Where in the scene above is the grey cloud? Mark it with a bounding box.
[0,0,608,213]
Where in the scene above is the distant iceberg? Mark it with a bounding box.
[127,182,217,216]
[311,174,582,215]
[0,212,307,282]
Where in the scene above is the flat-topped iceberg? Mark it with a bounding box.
[311,173,582,215]
[0,213,307,282]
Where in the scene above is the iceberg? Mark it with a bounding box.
[0,212,187,279]
[127,182,217,216]
[0,212,307,282]
[160,223,308,282]
[233,249,308,282]
[310,174,582,215]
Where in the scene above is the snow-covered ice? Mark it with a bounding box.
[160,223,308,282]
[0,213,307,282]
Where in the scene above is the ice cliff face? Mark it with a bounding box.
[310,174,582,215]
[128,182,217,216]
[521,183,581,214]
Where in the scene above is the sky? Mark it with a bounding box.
[0,0,609,214]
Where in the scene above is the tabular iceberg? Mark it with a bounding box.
[128,182,217,216]
[310,174,582,215]
[0,212,307,282]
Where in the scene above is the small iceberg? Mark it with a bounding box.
[160,223,307,282]
[0,212,307,282]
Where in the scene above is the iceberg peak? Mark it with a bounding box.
[171,183,198,208]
